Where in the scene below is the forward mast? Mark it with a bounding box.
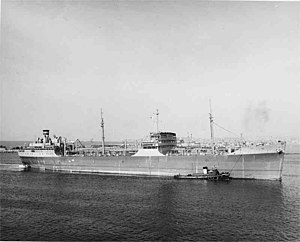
[101,108,105,155]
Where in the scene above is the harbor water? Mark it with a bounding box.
[0,152,299,241]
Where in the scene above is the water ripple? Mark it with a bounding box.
[1,154,299,241]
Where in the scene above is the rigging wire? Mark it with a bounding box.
[213,121,240,137]
[230,155,243,173]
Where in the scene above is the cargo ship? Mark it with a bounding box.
[18,109,286,180]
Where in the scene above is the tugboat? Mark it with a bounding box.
[174,166,231,181]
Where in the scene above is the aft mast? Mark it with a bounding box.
[209,99,215,154]
[101,108,105,155]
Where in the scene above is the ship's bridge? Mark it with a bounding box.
[142,131,177,155]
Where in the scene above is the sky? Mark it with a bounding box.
[1,0,300,141]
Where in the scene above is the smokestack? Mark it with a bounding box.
[43,129,50,143]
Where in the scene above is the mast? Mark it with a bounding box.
[209,99,215,154]
[124,139,127,156]
[155,109,159,133]
[63,137,67,156]
[101,108,105,155]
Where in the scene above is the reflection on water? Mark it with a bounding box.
[0,153,299,241]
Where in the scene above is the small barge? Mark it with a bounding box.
[174,167,231,180]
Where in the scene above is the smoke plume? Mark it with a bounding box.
[243,101,270,135]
